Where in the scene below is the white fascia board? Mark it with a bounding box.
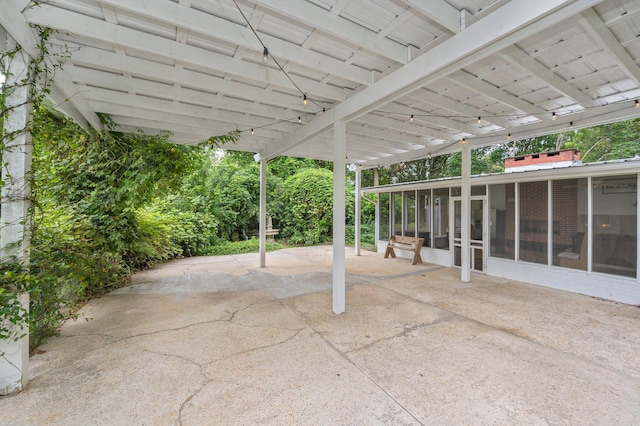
[256,0,407,64]
[256,0,603,162]
[24,4,346,101]
[97,0,371,86]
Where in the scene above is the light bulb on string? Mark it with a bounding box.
[298,116,301,123]
[410,114,414,122]
[262,47,269,63]
[303,94,307,106]
[551,112,557,120]
[477,116,482,124]
[636,99,639,108]
[507,133,512,140]
[251,129,254,135]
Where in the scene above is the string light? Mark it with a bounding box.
[298,116,302,123]
[262,47,269,63]
[477,116,482,124]
[551,112,557,120]
[410,114,414,122]
[461,138,467,144]
[636,99,639,108]
[303,94,307,106]
[569,121,574,128]
[251,129,254,135]
[507,133,512,140]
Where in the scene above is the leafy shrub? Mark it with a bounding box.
[278,168,354,245]
[206,239,285,256]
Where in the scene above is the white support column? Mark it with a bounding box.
[636,173,639,284]
[355,167,361,256]
[1,35,31,395]
[259,159,267,268]
[515,182,520,261]
[461,145,471,282]
[548,180,553,266]
[587,177,593,273]
[333,120,346,314]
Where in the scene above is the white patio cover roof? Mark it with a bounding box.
[2,0,640,167]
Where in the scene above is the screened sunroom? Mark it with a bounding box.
[364,154,640,305]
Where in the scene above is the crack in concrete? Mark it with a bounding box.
[177,326,307,425]
[343,313,459,356]
[201,326,306,368]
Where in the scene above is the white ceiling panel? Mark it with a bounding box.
[2,0,640,168]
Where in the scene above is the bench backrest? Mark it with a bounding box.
[391,235,418,245]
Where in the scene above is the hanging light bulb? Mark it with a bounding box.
[298,116,301,123]
[569,121,574,128]
[410,114,414,122]
[507,133,512,140]
[477,116,482,124]
[636,99,639,108]
[461,137,467,144]
[551,112,557,120]
[251,129,254,135]
[303,94,307,106]
[262,47,269,63]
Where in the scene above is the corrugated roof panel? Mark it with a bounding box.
[114,9,178,40]
[339,0,399,34]
[389,17,441,49]
[257,15,312,46]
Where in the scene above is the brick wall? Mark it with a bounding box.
[553,180,579,247]
[504,179,581,260]
[505,149,580,169]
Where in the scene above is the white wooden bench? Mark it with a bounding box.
[384,235,424,265]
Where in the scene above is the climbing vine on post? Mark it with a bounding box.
[1,24,70,343]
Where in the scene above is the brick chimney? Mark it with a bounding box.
[504,149,581,172]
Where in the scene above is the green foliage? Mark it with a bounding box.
[1,106,241,348]
[206,239,285,256]
[279,168,354,245]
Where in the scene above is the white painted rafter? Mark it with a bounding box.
[255,0,604,161]
[501,45,596,107]
[449,70,547,116]
[407,88,512,129]
[95,0,371,86]
[24,4,347,101]
[0,0,102,130]
[401,0,461,33]
[254,0,407,64]
[580,7,640,86]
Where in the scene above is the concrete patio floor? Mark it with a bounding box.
[2,246,640,425]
